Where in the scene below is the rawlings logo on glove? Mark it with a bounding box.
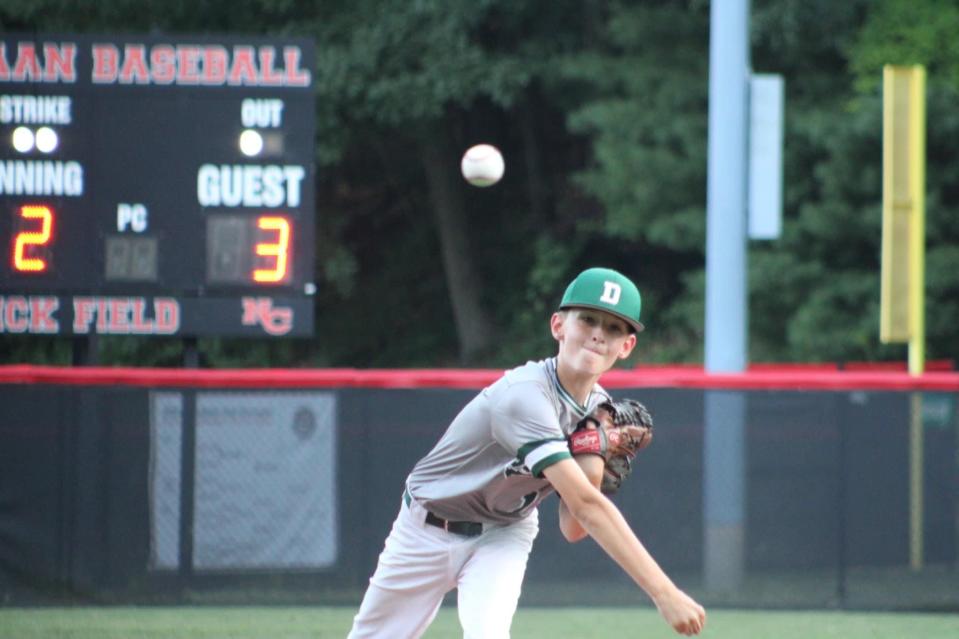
[568,399,653,494]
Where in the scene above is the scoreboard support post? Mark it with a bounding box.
[178,388,198,587]
[182,337,200,369]
[71,334,99,366]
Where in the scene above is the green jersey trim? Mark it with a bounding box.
[548,358,589,418]
[531,450,572,477]
[517,437,567,461]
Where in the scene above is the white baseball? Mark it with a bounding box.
[460,144,505,187]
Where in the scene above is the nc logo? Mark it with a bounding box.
[600,281,621,305]
[241,297,293,336]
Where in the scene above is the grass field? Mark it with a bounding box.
[1,606,958,639]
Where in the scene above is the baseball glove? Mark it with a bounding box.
[568,399,653,494]
[601,454,633,495]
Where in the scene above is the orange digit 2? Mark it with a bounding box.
[13,205,54,272]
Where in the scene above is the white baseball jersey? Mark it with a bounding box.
[349,357,614,639]
[406,357,612,524]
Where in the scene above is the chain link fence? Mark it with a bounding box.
[0,370,956,610]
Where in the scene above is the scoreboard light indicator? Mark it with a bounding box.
[12,205,54,273]
[35,127,59,154]
[239,129,264,157]
[253,215,291,283]
[12,126,34,153]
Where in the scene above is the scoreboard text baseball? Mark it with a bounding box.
[0,34,316,337]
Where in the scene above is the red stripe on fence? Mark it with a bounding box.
[0,364,957,391]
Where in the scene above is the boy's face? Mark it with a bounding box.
[550,308,637,375]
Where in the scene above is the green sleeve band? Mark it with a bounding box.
[531,450,571,478]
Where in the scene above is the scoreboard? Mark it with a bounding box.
[0,34,315,337]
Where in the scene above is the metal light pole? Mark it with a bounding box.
[704,0,749,590]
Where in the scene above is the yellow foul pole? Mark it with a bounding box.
[881,65,926,570]
[907,67,926,375]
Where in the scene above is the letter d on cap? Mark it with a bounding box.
[600,281,621,305]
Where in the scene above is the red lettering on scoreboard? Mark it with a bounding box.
[150,45,176,85]
[2,296,28,332]
[176,45,202,85]
[0,296,60,334]
[91,42,311,87]
[0,42,77,83]
[241,297,293,336]
[0,40,309,87]
[72,297,180,335]
[30,297,59,333]
[117,44,149,84]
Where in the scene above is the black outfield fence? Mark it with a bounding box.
[0,365,956,610]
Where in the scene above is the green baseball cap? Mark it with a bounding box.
[559,267,644,333]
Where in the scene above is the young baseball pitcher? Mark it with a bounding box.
[347,267,706,638]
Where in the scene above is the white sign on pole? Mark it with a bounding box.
[748,74,784,240]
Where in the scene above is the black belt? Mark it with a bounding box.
[404,488,483,538]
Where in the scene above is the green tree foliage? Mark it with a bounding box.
[844,0,959,363]
[304,0,601,365]
[751,0,959,363]
[848,0,959,94]
[558,1,711,362]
